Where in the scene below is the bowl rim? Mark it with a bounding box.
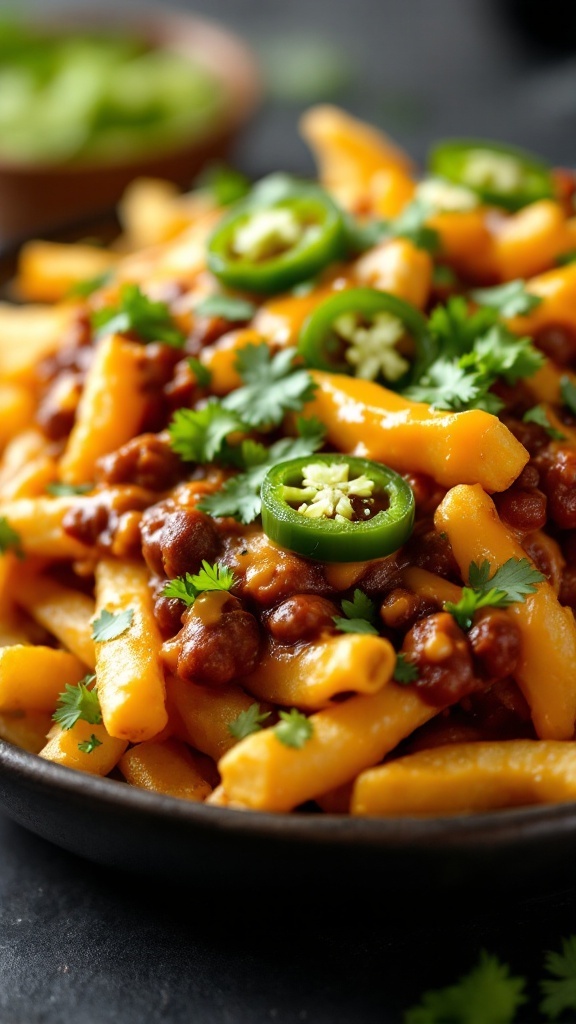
[0,3,263,175]
[2,735,575,852]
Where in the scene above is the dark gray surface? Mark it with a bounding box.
[3,1,576,1021]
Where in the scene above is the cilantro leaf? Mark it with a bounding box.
[187,357,212,388]
[523,405,565,440]
[404,950,526,1024]
[393,653,419,684]
[0,516,23,558]
[198,420,326,524]
[168,401,244,464]
[333,588,379,635]
[46,482,93,497]
[227,703,271,740]
[52,674,101,731]
[274,708,314,749]
[403,357,500,413]
[92,283,186,348]
[222,344,317,428]
[92,608,134,642]
[67,272,111,298]
[391,198,440,253]
[471,279,542,317]
[427,296,497,360]
[560,375,576,417]
[164,561,236,606]
[194,295,257,322]
[556,249,576,267]
[445,557,545,630]
[465,326,544,386]
[78,734,103,754]
[540,935,576,1021]
[197,162,251,206]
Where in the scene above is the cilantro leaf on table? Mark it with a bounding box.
[274,708,314,749]
[560,375,576,417]
[404,950,526,1024]
[0,516,23,557]
[92,608,134,642]
[168,401,244,464]
[523,405,566,440]
[77,734,103,754]
[227,703,271,741]
[222,344,317,428]
[445,557,545,630]
[164,561,236,606]
[471,279,543,317]
[91,283,186,348]
[540,935,576,1020]
[333,588,379,635]
[393,653,419,684]
[198,418,326,524]
[194,295,257,322]
[52,674,101,731]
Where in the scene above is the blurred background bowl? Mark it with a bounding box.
[0,6,262,243]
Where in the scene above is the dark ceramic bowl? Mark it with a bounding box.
[1,737,575,897]
[0,6,262,243]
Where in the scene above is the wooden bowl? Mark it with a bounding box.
[0,7,263,243]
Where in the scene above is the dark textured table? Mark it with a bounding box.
[2,1,576,1021]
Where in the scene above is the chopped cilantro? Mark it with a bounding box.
[445,557,545,630]
[92,608,134,642]
[222,343,317,429]
[91,283,186,348]
[52,674,101,731]
[274,708,314,749]
[333,588,379,635]
[168,401,244,464]
[78,734,103,754]
[523,405,566,440]
[432,264,458,287]
[196,162,251,206]
[194,295,257,322]
[187,357,212,388]
[393,653,419,684]
[471,279,542,317]
[391,197,440,253]
[404,950,526,1024]
[227,703,271,741]
[164,561,236,606]
[198,418,326,524]
[46,482,93,497]
[540,935,576,1021]
[404,356,500,414]
[560,375,576,417]
[427,296,497,359]
[461,325,544,386]
[67,272,111,298]
[0,517,23,558]
[556,249,576,267]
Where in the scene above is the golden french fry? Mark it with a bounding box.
[16,241,118,303]
[39,720,127,776]
[118,738,213,801]
[13,572,95,668]
[0,710,52,753]
[0,644,87,713]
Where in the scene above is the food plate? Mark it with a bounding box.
[0,107,576,899]
[1,735,576,895]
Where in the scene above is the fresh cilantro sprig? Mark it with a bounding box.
[52,674,101,731]
[344,198,439,255]
[92,608,134,642]
[333,589,379,635]
[164,561,236,606]
[78,734,103,754]
[196,162,251,206]
[540,935,576,1021]
[68,271,111,299]
[46,482,93,497]
[404,950,526,1024]
[523,405,566,441]
[0,517,23,558]
[168,401,245,464]
[471,279,543,317]
[445,557,546,631]
[222,344,317,429]
[91,283,186,348]
[227,703,271,741]
[198,418,326,524]
[274,708,314,749]
[187,357,212,388]
[194,295,257,322]
[393,653,419,684]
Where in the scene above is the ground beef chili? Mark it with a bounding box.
[468,609,522,681]
[95,433,182,491]
[163,593,260,685]
[140,499,221,579]
[400,611,481,706]
[266,595,339,643]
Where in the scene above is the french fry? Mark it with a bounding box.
[0,710,52,753]
[0,644,87,713]
[39,720,127,775]
[0,383,35,451]
[13,572,95,668]
[169,675,263,761]
[0,302,74,383]
[118,738,213,801]
[94,558,167,743]
[351,740,576,815]
[353,238,433,309]
[0,497,91,559]
[16,241,119,303]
